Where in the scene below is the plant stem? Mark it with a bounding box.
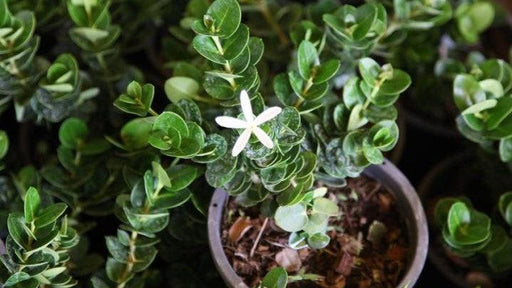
[117,231,138,288]
[191,94,220,105]
[250,217,268,258]
[149,108,158,116]
[294,77,314,108]
[259,0,289,46]
[211,36,236,87]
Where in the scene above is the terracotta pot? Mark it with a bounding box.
[208,160,428,288]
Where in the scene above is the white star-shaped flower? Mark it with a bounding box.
[215,90,282,157]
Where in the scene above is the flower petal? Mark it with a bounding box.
[232,128,252,157]
[215,116,248,129]
[253,127,274,149]
[254,107,282,125]
[240,90,254,122]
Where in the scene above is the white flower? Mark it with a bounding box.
[215,90,282,157]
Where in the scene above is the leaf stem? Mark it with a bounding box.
[149,108,159,116]
[211,36,235,87]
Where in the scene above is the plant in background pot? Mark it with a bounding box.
[396,0,509,140]
[420,56,512,288]
[181,0,429,287]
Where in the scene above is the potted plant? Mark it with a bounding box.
[170,0,429,286]
[419,56,512,287]
[397,0,498,137]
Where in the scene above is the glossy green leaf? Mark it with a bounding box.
[191,0,241,38]
[312,198,338,216]
[165,77,200,104]
[58,118,88,150]
[307,232,330,249]
[24,187,40,223]
[34,203,68,228]
[0,130,7,160]
[314,59,340,84]
[275,203,308,232]
[298,40,318,80]
[261,267,288,288]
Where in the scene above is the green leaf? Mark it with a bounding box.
[59,118,88,150]
[274,73,297,106]
[120,117,155,150]
[24,187,40,223]
[165,77,200,104]
[191,0,241,38]
[343,78,365,109]
[79,138,110,155]
[379,69,411,95]
[167,165,202,191]
[456,2,494,43]
[449,204,491,245]
[205,153,237,187]
[307,232,330,249]
[192,34,227,64]
[480,79,504,98]
[221,24,250,60]
[499,138,512,162]
[486,97,512,130]
[347,104,368,131]
[359,58,380,85]
[148,112,188,150]
[153,188,192,210]
[106,236,128,263]
[153,162,171,191]
[192,134,227,163]
[487,239,512,272]
[248,37,264,66]
[114,81,154,116]
[353,3,378,40]
[133,178,148,208]
[314,59,340,84]
[499,192,512,225]
[298,40,318,80]
[461,99,497,115]
[288,232,308,250]
[0,130,8,160]
[312,198,339,216]
[302,213,328,235]
[170,99,203,124]
[261,267,288,288]
[481,225,508,254]
[447,202,470,236]
[34,203,68,228]
[453,74,486,111]
[3,272,36,287]
[275,203,308,232]
[106,258,131,283]
[7,213,29,249]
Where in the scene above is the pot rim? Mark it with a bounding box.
[208,159,428,288]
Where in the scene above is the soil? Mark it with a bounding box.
[221,175,410,288]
